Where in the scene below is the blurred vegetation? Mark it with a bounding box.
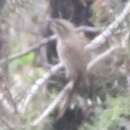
[80,95,130,130]
[0,0,130,130]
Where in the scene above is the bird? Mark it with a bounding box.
[49,18,91,117]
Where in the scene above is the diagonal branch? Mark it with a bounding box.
[17,63,63,113]
[87,46,120,71]
[0,35,56,65]
[87,32,130,72]
[85,1,130,50]
[32,80,74,126]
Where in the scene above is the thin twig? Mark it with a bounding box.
[77,25,102,34]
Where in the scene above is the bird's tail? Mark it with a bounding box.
[57,80,80,119]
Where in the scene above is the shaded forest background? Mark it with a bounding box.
[0,0,130,130]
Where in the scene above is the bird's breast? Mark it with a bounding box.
[56,38,87,74]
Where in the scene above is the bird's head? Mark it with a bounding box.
[48,18,77,38]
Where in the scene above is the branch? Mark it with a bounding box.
[85,1,130,50]
[0,35,56,65]
[87,32,130,72]
[87,45,121,71]
[32,80,74,126]
[17,63,63,113]
[77,26,102,34]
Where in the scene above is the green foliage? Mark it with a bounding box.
[10,52,35,70]
[16,52,35,65]
[80,96,130,130]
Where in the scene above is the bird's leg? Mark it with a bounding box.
[86,74,95,100]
